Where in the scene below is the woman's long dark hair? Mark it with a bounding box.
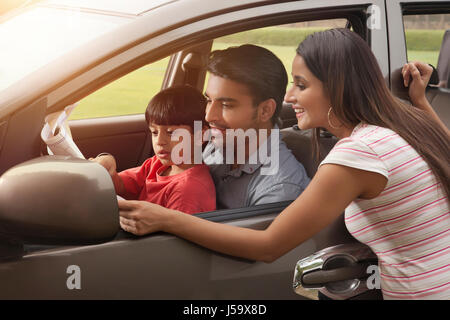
[297,28,450,198]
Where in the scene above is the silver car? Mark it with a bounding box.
[0,0,448,301]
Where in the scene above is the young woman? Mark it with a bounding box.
[118,29,449,299]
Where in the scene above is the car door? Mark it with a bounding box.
[294,0,450,300]
[387,0,450,128]
[0,0,387,299]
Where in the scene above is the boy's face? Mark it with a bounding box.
[150,124,193,167]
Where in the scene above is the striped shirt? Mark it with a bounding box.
[320,123,450,300]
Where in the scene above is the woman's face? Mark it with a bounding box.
[284,55,331,131]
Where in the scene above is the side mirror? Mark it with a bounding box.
[0,156,120,245]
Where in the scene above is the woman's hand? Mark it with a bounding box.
[402,61,449,133]
[118,199,172,236]
[402,61,432,108]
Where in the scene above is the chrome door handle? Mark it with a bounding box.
[293,243,379,300]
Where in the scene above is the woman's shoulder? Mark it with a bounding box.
[350,123,397,141]
[337,123,403,152]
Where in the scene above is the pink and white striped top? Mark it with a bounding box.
[320,123,450,300]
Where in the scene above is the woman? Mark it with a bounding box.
[118,29,449,299]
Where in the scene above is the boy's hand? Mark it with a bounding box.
[89,153,117,177]
[89,153,126,195]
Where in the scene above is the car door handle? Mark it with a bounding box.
[301,262,372,286]
[293,243,380,300]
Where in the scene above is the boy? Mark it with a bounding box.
[92,85,216,214]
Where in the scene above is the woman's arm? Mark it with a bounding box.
[118,164,386,262]
[402,61,449,133]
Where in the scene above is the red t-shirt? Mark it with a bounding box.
[118,156,216,214]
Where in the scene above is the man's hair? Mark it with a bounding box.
[206,44,288,124]
[145,85,207,131]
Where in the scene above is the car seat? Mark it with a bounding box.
[437,29,450,88]
[281,126,337,179]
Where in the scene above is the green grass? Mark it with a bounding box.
[69,58,170,120]
[406,50,440,67]
[405,29,446,51]
[216,26,328,47]
[69,28,443,120]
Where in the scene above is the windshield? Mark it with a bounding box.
[0,6,130,93]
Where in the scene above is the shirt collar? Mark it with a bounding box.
[224,124,279,176]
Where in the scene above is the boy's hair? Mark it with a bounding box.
[145,85,206,131]
[206,44,288,125]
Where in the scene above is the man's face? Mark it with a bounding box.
[204,74,260,150]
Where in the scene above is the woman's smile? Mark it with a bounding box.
[292,105,305,118]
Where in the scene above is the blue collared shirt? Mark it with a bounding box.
[203,126,310,209]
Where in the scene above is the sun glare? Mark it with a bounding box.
[0,6,128,92]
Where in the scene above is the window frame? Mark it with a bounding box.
[386,0,450,100]
[44,1,386,222]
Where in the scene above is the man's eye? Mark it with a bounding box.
[222,103,232,108]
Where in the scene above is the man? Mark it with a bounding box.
[202,44,309,209]
[117,44,310,235]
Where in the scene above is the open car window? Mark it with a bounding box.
[211,19,348,89]
[403,12,450,88]
[68,57,170,120]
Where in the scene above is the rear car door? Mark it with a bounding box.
[387,0,450,127]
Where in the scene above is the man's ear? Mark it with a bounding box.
[258,98,276,123]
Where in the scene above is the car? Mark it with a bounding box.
[0,0,449,300]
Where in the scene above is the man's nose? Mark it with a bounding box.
[205,101,221,124]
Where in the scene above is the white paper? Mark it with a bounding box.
[41,104,126,202]
[40,103,84,159]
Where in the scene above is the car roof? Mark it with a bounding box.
[0,0,274,117]
[42,0,181,17]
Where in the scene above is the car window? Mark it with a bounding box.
[68,57,170,120]
[403,13,450,86]
[211,19,348,87]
